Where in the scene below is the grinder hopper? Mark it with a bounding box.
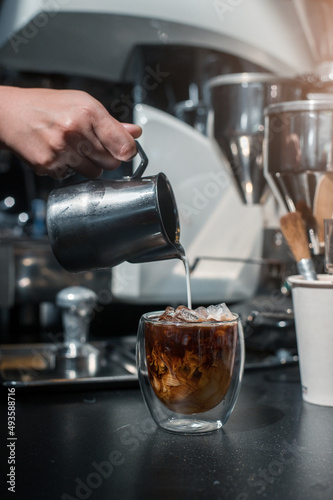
[208,73,303,205]
[264,99,333,253]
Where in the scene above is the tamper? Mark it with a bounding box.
[56,286,100,378]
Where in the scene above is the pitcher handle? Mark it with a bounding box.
[127,141,149,180]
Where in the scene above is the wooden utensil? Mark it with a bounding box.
[280,211,317,280]
[314,172,333,244]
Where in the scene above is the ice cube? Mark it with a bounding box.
[158,306,175,322]
[173,305,201,323]
[194,306,209,321]
[157,303,234,323]
[207,303,233,321]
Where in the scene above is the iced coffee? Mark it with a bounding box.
[144,304,238,415]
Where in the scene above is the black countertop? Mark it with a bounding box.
[1,364,333,500]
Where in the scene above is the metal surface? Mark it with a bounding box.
[297,258,317,281]
[0,338,138,388]
[56,286,97,344]
[55,286,100,378]
[267,99,333,113]
[209,73,303,204]
[46,143,183,273]
[264,99,333,250]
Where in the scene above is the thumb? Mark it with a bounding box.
[122,123,142,139]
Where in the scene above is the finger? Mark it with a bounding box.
[78,133,137,169]
[66,132,123,172]
[92,112,139,162]
[121,123,142,139]
[46,158,103,180]
[67,156,103,179]
[83,151,122,171]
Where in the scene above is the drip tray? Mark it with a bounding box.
[0,337,138,389]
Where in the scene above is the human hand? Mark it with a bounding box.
[0,86,142,179]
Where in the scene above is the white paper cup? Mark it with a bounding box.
[288,274,333,407]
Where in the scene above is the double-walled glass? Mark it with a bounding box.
[136,311,245,434]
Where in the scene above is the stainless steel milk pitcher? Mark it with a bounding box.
[46,142,183,273]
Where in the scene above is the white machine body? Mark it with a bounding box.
[112,104,264,304]
[0,0,313,79]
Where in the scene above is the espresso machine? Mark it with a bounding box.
[0,0,317,385]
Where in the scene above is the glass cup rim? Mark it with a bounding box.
[141,310,240,326]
